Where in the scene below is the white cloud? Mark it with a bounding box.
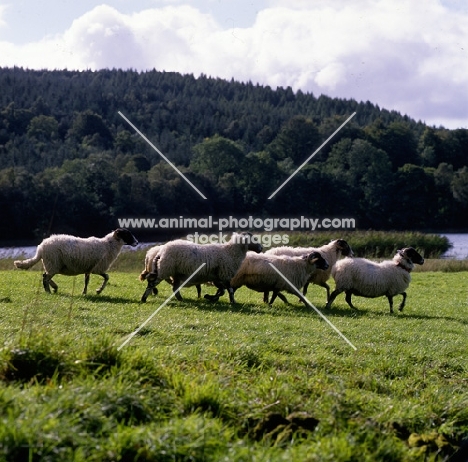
[0,0,467,128]
[315,63,347,90]
[62,5,146,70]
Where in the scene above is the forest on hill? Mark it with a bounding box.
[0,66,467,243]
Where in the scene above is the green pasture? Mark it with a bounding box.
[0,264,467,461]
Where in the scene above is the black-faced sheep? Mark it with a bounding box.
[265,239,353,301]
[141,232,263,303]
[14,228,138,294]
[139,244,202,298]
[230,251,329,306]
[325,247,424,313]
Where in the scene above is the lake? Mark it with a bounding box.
[440,233,468,259]
[0,235,467,260]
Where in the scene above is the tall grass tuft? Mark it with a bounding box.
[286,230,451,258]
[78,336,123,375]
[0,335,70,384]
[414,258,468,272]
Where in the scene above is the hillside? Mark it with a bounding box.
[0,67,467,242]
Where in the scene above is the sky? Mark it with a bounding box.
[0,0,467,129]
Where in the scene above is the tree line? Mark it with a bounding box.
[0,67,467,243]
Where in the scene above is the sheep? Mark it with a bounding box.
[230,251,329,306]
[139,244,202,298]
[140,232,263,303]
[325,247,424,313]
[265,239,353,301]
[14,228,138,294]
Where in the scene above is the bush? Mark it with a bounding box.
[285,230,450,258]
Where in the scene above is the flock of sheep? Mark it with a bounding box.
[13,228,425,313]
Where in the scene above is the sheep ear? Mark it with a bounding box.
[400,247,413,257]
[404,247,424,263]
[399,247,417,260]
[307,252,318,262]
[113,228,127,241]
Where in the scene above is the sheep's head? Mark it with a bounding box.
[233,232,263,253]
[114,228,139,246]
[334,239,354,257]
[304,251,329,270]
[248,242,263,253]
[398,247,424,265]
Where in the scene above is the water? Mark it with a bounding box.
[0,246,36,259]
[441,233,468,259]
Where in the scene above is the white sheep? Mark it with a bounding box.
[139,244,201,298]
[14,228,138,294]
[265,239,353,301]
[230,251,329,306]
[140,232,263,303]
[325,247,424,313]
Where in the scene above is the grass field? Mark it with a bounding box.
[0,266,467,461]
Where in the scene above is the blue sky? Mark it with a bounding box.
[1,0,467,129]
[0,1,269,43]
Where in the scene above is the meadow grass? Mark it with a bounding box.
[0,266,467,461]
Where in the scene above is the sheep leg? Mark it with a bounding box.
[385,296,393,313]
[205,282,236,304]
[227,287,236,304]
[204,285,225,302]
[269,292,278,305]
[301,281,330,302]
[297,294,311,307]
[43,273,58,293]
[297,284,307,303]
[141,273,160,302]
[171,278,184,301]
[345,290,358,310]
[96,273,109,294]
[42,273,51,293]
[325,288,343,309]
[141,286,153,302]
[196,284,201,298]
[204,289,224,302]
[270,291,289,305]
[83,274,90,295]
[319,282,331,301]
[263,291,270,303]
[49,279,58,292]
[292,291,310,307]
[398,292,407,312]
